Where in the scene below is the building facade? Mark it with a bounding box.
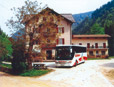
[23,7,110,61]
[72,35,110,58]
[22,8,75,61]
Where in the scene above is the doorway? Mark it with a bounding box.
[46,50,52,60]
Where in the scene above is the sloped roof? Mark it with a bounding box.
[22,7,75,23]
[61,14,75,23]
[73,34,111,38]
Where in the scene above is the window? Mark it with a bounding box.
[47,28,50,32]
[87,43,90,48]
[102,51,105,55]
[47,39,50,43]
[34,40,39,45]
[43,17,46,21]
[103,43,106,48]
[96,51,99,55]
[95,43,98,48]
[57,26,64,33]
[57,38,65,44]
[73,47,86,53]
[79,43,82,45]
[89,51,93,56]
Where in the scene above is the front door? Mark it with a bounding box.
[46,50,52,60]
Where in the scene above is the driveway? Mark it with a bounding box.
[1,59,114,87]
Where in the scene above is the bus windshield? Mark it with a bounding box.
[55,46,74,60]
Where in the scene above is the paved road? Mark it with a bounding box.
[37,60,114,87]
[1,60,114,87]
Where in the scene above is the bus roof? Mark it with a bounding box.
[56,44,86,47]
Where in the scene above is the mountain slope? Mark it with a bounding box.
[73,0,114,35]
[73,0,114,56]
[72,11,93,29]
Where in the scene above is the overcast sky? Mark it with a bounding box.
[0,0,111,36]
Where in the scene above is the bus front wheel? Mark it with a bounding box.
[74,60,78,67]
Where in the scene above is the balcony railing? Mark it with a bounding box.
[87,46,108,49]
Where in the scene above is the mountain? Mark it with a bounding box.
[73,0,114,56]
[72,11,93,29]
[11,29,24,39]
[73,0,114,35]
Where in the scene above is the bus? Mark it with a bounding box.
[55,45,87,67]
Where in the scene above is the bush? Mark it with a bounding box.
[12,39,27,74]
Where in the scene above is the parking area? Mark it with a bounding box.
[1,59,114,87]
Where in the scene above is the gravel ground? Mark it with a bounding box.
[1,59,114,87]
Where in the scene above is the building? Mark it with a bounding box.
[22,7,75,61]
[72,35,110,58]
[22,7,110,61]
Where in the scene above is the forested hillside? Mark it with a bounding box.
[73,0,114,56]
[72,11,93,29]
[0,28,12,62]
[73,0,114,35]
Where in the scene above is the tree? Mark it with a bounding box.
[0,27,13,62]
[7,0,62,69]
[12,39,27,74]
[105,23,114,56]
[90,23,105,34]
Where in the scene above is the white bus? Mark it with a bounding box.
[55,45,87,67]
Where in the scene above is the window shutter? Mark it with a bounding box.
[62,27,64,33]
[56,39,59,44]
[56,27,58,33]
[62,38,65,44]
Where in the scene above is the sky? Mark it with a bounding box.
[0,0,111,36]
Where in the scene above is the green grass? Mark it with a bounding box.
[0,63,53,77]
[109,56,114,59]
[19,69,52,77]
[0,63,12,69]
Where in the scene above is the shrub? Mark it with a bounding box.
[12,39,27,74]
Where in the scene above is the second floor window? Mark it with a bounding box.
[57,26,64,33]
[103,43,106,48]
[79,43,82,45]
[87,43,90,48]
[95,43,98,48]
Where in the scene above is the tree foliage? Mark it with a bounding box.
[73,0,114,56]
[90,23,104,34]
[73,0,114,35]
[7,0,62,70]
[11,39,27,74]
[0,28,12,62]
[6,0,46,33]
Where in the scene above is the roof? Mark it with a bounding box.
[73,34,111,38]
[61,14,75,23]
[22,7,75,23]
